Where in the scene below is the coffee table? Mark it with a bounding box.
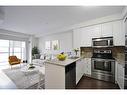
[20,65,42,88]
[21,66,39,75]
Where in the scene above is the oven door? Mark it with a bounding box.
[92,59,115,75]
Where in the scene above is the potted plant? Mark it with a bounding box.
[73,48,79,56]
[32,46,40,59]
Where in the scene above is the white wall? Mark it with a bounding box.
[38,30,73,54]
[32,37,39,48]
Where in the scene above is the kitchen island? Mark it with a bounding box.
[45,57,84,89]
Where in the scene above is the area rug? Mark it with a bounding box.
[2,66,45,89]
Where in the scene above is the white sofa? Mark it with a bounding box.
[32,54,46,67]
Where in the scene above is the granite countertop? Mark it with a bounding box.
[45,57,83,67]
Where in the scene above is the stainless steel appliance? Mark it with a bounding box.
[92,37,113,47]
[124,16,127,89]
[91,49,115,82]
[125,35,127,88]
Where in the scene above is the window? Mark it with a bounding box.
[9,40,26,60]
[0,39,9,63]
[45,41,51,50]
[0,39,26,65]
[52,40,59,50]
[45,40,60,50]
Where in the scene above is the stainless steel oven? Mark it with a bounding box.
[91,59,115,82]
[91,49,115,82]
[92,37,113,47]
[92,59,115,74]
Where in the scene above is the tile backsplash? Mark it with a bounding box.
[80,46,125,64]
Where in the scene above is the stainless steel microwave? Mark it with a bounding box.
[92,37,113,47]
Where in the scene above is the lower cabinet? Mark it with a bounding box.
[76,59,125,89]
[117,62,125,89]
[76,59,84,84]
[84,58,91,76]
[76,58,92,84]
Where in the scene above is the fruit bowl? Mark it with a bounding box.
[57,53,66,61]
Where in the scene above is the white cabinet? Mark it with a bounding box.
[125,17,127,35]
[81,25,101,47]
[45,63,65,89]
[81,27,92,47]
[117,63,125,89]
[90,24,101,38]
[73,20,124,47]
[101,22,113,37]
[113,20,125,46]
[73,29,81,48]
[115,61,118,82]
[76,59,84,84]
[84,58,91,75]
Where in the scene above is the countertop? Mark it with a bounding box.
[45,57,84,67]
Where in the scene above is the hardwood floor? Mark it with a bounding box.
[76,76,119,89]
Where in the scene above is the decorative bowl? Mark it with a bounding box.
[57,54,66,61]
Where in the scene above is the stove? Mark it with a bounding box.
[91,49,115,83]
[92,49,115,60]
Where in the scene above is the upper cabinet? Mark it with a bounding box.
[113,20,125,46]
[73,20,125,47]
[101,22,113,37]
[81,24,101,47]
[81,27,93,47]
[73,29,81,48]
[90,24,102,38]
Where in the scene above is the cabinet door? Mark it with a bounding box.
[91,24,101,38]
[81,27,92,47]
[76,59,83,84]
[73,29,81,48]
[117,63,125,89]
[84,58,91,75]
[115,61,118,82]
[81,25,101,47]
[84,58,87,74]
[86,58,91,75]
[101,22,113,37]
[113,20,125,46]
[125,17,127,35]
[80,58,85,76]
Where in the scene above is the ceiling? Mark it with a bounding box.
[0,6,125,37]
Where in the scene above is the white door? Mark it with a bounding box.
[101,22,113,37]
[115,61,118,82]
[84,58,87,74]
[117,63,124,89]
[81,25,101,47]
[73,29,81,48]
[113,20,125,46]
[91,24,101,38]
[84,58,91,75]
[86,58,91,75]
[76,59,83,84]
[81,27,92,47]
